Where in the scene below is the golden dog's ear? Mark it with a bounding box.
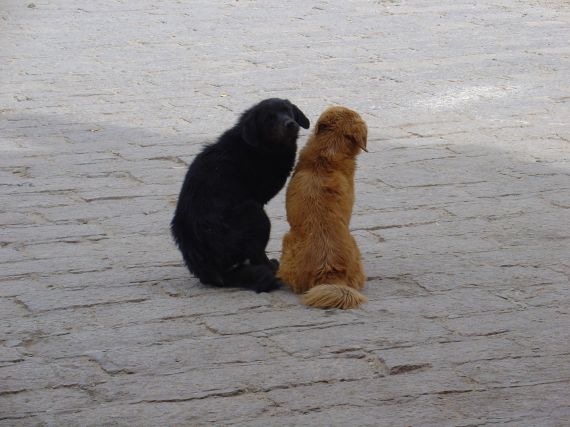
[316,121,330,135]
[349,123,368,152]
[356,134,368,152]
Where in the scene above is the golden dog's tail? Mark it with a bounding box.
[302,284,367,309]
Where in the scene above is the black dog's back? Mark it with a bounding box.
[171,99,310,292]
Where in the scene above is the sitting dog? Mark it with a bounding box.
[278,106,368,308]
[171,98,310,292]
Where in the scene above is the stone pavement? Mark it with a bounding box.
[1,0,570,425]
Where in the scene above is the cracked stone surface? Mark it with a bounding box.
[1,0,570,426]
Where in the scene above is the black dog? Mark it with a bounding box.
[171,99,310,292]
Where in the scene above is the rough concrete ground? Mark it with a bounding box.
[1,0,570,425]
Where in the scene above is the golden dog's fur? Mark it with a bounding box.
[278,106,368,309]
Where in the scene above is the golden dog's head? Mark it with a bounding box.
[313,106,368,159]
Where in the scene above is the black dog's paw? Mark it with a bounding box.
[268,258,279,274]
[254,277,283,293]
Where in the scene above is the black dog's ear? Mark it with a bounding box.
[291,103,310,129]
[241,112,259,147]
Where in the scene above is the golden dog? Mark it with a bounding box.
[278,106,368,309]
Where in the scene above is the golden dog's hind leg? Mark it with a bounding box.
[278,231,310,294]
[345,259,366,290]
[277,232,295,284]
[345,237,366,290]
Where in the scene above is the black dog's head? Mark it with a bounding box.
[239,98,310,150]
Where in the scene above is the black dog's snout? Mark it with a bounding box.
[285,119,299,130]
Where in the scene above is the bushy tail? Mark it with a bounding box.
[302,284,367,309]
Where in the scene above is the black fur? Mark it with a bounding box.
[171,98,310,292]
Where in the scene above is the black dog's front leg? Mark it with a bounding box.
[246,205,279,274]
[225,200,278,273]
